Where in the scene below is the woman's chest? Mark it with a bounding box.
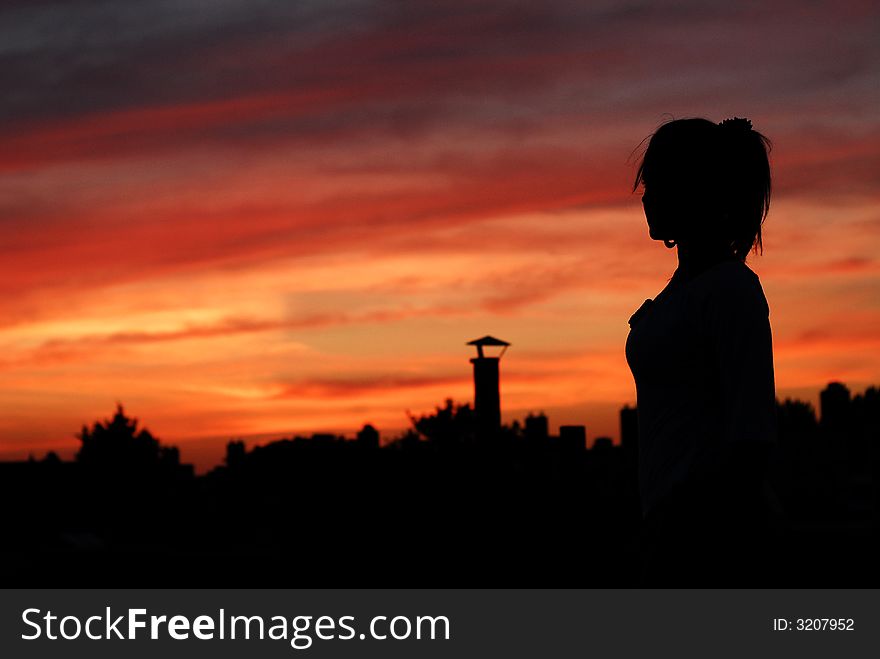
[625,291,708,384]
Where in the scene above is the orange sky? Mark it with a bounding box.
[1,1,878,472]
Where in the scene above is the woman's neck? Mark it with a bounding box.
[675,239,736,279]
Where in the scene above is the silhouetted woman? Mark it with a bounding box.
[625,117,779,585]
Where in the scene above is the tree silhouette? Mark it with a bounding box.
[76,403,177,469]
[407,398,477,446]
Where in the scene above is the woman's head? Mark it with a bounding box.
[633,117,771,260]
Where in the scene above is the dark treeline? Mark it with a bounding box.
[0,383,876,587]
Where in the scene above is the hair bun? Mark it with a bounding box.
[719,116,753,131]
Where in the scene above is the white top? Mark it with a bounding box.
[625,259,777,517]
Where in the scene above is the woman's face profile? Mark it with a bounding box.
[640,161,715,245]
[640,170,687,242]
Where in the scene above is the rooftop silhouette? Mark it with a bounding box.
[0,377,875,588]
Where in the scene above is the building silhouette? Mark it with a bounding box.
[524,412,549,444]
[559,425,587,452]
[620,405,638,454]
[0,343,875,588]
[467,335,509,436]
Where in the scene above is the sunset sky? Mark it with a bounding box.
[1,0,878,471]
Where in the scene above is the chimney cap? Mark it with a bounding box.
[466,335,510,347]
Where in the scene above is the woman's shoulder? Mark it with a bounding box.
[685,258,761,288]
[693,259,768,314]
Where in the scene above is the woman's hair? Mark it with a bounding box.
[633,117,772,260]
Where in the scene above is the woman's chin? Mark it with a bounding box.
[648,228,669,241]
